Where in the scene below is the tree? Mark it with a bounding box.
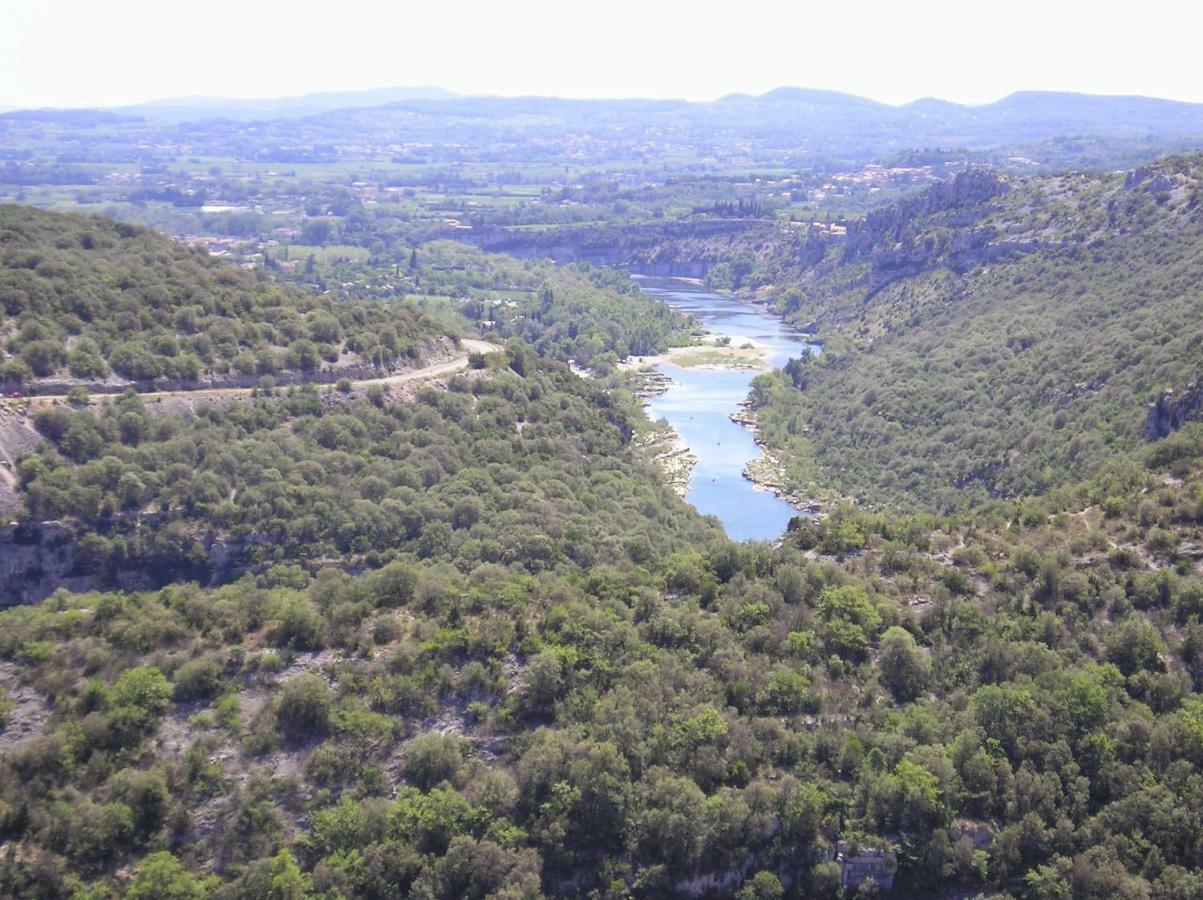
[972,684,1037,757]
[1105,618,1166,676]
[172,658,225,702]
[302,219,334,245]
[759,667,814,714]
[633,768,706,874]
[514,651,565,720]
[810,861,844,898]
[879,627,930,702]
[111,767,171,838]
[888,759,945,835]
[114,667,172,717]
[266,850,309,900]
[271,594,325,650]
[126,852,213,900]
[739,871,785,900]
[1025,858,1073,900]
[20,340,66,377]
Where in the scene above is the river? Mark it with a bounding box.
[634,276,820,542]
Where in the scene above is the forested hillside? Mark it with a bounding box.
[4,156,1203,898]
[0,206,449,389]
[9,345,718,599]
[357,241,694,370]
[0,208,710,601]
[751,157,1203,512]
[3,415,1203,896]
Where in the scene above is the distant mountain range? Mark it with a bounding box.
[111,85,459,121]
[4,86,1203,172]
[134,87,1203,148]
[9,85,1203,129]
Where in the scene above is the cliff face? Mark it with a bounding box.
[838,170,1025,295]
[776,170,1028,315]
[457,219,786,274]
[846,169,1010,257]
[1,523,81,605]
[1125,166,1178,192]
[1145,382,1203,440]
[0,520,246,607]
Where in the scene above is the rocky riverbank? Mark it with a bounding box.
[632,369,676,401]
[626,369,697,496]
[731,402,824,515]
[633,425,696,497]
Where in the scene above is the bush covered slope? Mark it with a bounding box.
[270,239,695,371]
[753,158,1203,512]
[4,172,1203,898]
[408,242,694,370]
[0,205,448,387]
[11,346,719,595]
[2,426,1203,897]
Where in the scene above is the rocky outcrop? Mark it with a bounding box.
[1145,382,1203,440]
[0,412,41,517]
[870,230,1040,294]
[1125,166,1176,193]
[0,520,246,607]
[730,402,823,516]
[863,169,1007,240]
[796,170,1031,297]
[1,523,81,605]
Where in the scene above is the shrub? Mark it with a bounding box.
[276,674,334,742]
[270,595,325,650]
[172,658,224,703]
[403,733,465,790]
[113,667,172,717]
[879,626,931,702]
[127,851,214,900]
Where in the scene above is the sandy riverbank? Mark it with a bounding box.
[620,334,772,373]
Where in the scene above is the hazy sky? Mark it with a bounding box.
[4,0,1203,109]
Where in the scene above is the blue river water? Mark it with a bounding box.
[635,276,819,542]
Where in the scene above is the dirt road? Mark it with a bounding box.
[13,339,502,411]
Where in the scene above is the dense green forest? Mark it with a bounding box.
[15,345,717,583]
[272,240,694,371]
[3,419,1203,897]
[748,158,1203,513]
[3,140,1203,897]
[0,206,451,387]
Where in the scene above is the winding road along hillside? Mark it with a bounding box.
[14,339,503,411]
[0,339,503,516]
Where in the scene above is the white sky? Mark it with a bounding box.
[3,0,1203,109]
